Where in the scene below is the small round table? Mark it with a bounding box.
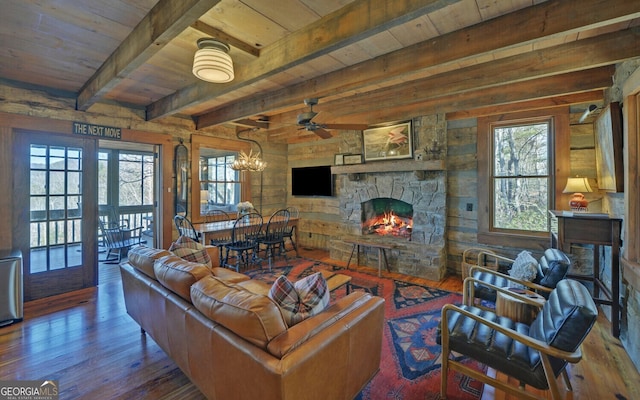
[495,287,546,324]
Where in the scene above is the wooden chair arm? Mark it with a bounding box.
[461,248,498,279]
[468,265,553,293]
[441,303,582,362]
[476,251,514,266]
[462,277,545,309]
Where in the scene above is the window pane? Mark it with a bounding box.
[49,171,65,195]
[49,147,66,170]
[119,154,142,206]
[493,123,548,177]
[493,177,548,232]
[98,152,108,204]
[67,171,81,194]
[30,171,46,195]
[200,153,240,214]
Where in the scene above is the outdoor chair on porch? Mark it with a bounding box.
[98,219,142,263]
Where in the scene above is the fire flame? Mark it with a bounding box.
[363,211,412,238]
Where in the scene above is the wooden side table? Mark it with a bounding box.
[496,287,545,325]
[549,210,622,337]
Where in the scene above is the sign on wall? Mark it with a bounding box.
[72,122,122,140]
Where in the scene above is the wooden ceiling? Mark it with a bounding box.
[1,0,639,142]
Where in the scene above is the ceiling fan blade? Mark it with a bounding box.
[323,123,368,130]
[313,128,333,139]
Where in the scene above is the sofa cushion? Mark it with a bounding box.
[269,272,330,327]
[211,267,251,284]
[153,255,212,302]
[169,235,212,268]
[127,246,171,279]
[191,276,287,349]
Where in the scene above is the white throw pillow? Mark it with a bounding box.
[509,251,538,287]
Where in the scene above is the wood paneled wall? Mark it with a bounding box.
[445,118,480,275]
[286,135,345,249]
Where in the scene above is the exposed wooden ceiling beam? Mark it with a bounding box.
[146,0,459,120]
[306,29,638,121]
[445,90,605,121]
[196,0,640,129]
[267,67,613,140]
[232,118,270,129]
[191,21,260,58]
[76,0,220,111]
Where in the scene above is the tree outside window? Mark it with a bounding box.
[492,122,550,232]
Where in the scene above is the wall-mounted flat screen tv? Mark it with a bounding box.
[291,165,333,197]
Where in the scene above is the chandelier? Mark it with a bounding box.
[232,149,267,171]
[231,129,267,172]
[192,38,234,83]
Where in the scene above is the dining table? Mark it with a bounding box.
[194,217,299,246]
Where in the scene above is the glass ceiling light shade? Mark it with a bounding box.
[192,38,234,83]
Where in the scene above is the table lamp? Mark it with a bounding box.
[563,177,593,211]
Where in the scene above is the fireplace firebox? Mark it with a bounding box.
[361,198,413,239]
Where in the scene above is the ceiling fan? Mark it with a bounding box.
[297,98,367,138]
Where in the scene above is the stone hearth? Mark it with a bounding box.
[330,167,446,281]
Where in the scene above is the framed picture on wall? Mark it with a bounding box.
[343,154,363,165]
[594,102,624,192]
[363,121,413,162]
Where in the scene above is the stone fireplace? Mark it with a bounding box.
[330,160,447,281]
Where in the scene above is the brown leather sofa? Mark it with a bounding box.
[120,246,385,400]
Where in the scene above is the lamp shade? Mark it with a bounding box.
[200,190,209,204]
[562,177,593,194]
[193,39,234,83]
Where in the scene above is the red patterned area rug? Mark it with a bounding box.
[246,257,485,400]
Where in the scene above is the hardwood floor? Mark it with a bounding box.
[1,248,638,399]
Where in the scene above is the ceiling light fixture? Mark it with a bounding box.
[231,129,267,172]
[192,38,234,83]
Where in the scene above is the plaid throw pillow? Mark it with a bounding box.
[269,272,330,326]
[169,235,212,268]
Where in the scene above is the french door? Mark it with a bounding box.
[14,131,98,301]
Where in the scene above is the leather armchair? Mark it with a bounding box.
[439,278,597,400]
[468,248,571,304]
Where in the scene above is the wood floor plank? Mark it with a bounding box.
[0,248,638,400]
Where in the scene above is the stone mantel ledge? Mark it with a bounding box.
[331,159,445,180]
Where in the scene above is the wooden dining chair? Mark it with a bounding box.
[223,212,263,272]
[173,215,201,242]
[283,206,299,256]
[205,210,232,266]
[258,209,290,270]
